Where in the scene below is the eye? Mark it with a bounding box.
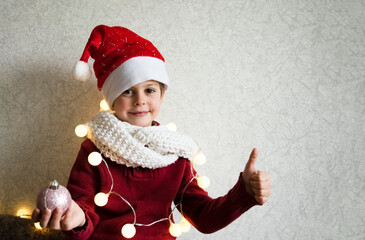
[146,88,156,94]
[122,89,133,95]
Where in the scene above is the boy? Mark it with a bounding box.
[32,25,272,239]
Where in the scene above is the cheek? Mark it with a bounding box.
[114,102,129,117]
[114,98,130,109]
[151,98,162,111]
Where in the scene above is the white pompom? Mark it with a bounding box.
[73,61,91,81]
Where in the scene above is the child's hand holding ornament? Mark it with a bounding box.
[32,180,86,230]
[36,180,71,215]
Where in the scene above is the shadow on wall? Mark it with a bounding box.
[1,62,99,215]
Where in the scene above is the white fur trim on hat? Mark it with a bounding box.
[73,61,92,81]
[101,56,169,107]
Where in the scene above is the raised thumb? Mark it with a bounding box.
[245,148,258,173]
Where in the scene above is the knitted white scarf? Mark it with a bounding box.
[86,111,199,169]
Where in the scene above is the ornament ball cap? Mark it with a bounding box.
[49,180,59,190]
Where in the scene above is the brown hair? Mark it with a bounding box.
[159,82,165,96]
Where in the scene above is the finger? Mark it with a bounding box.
[251,188,272,197]
[32,208,41,222]
[250,174,272,185]
[60,215,72,231]
[245,148,259,172]
[49,207,62,230]
[39,209,52,229]
[250,171,271,182]
[250,181,272,191]
[61,200,86,230]
[255,196,269,205]
[61,205,75,231]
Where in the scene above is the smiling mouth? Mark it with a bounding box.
[130,111,149,117]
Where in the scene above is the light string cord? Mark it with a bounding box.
[102,158,114,193]
[178,173,197,215]
[178,150,202,215]
[101,157,173,227]
[135,218,169,227]
[99,155,201,228]
[101,158,138,225]
[168,203,180,224]
[110,191,138,225]
[85,133,206,238]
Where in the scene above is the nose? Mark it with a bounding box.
[135,93,146,106]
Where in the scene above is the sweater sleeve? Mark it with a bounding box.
[63,139,101,240]
[174,160,259,234]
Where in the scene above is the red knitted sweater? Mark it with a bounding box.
[64,139,258,239]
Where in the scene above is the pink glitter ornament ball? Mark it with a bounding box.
[36,180,71,215]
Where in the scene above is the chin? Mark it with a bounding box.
[131,120,152,127]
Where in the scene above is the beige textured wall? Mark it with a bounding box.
[1,0,364,239]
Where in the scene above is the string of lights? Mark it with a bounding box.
[74,100,210,238]
[21,100,210,237]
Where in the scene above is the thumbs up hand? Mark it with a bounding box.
[242,148,272,205]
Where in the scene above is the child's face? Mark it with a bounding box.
[113,80,165,127]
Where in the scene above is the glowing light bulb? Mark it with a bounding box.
[193,151,206,166]
[197,176,210,189]
[121,223,136,239]
[179,217,191,232]
[75,124,88,137]
[166,122,177,132]
[94,192,109,207]
[34,222,43,229]
[100,99,110,111]
[88,152,102,166]
[16,208,31,218]
[169,223,182,237]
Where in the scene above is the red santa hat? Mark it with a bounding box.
[74,25,169,107]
